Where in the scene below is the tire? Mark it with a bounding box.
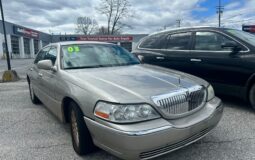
[69,101,97,155]
[249,84,255,110]
[28,82,41,104]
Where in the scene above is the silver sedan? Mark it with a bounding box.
[27,41,223,160]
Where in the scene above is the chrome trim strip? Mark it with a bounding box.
[149,26,212,36]
[190,58,202,62]
[84,117,172,136]
[140,127,214,160]
[138,29,250,53]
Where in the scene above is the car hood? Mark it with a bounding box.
[65,64,208,103]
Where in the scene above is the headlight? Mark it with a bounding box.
[207,85,215,101]
[94,101,160,123]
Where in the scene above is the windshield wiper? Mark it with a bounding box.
[65,62,140,70]
[114,62,140,66]
[65,65,104,70]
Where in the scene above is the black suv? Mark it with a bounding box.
[133,27,255,109]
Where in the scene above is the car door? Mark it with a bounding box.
[38,46,59,114]
[29,46,51,98]
[158,32,193,73]
[189,30,249,95]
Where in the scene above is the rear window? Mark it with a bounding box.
[139,34,166,49]
[166,32,192,50]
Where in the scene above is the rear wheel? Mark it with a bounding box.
[249,84,255,110]
[69,101,97,155]
[28,82,41,104]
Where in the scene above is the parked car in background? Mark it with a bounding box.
[27,41,223,160]
[133,27,255,109]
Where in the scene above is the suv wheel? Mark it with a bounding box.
[69,101,97,155]
[249,83,255,110]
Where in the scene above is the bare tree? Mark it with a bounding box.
[96,0,131,35]
[76,17,98,35]
[96,26,108,35]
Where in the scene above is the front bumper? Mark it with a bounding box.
[85,97,223,160]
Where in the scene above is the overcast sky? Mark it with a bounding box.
[2,0,255,34]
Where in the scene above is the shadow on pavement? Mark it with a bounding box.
[218,94,254,113]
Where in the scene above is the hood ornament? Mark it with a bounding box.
[178,75,183,87]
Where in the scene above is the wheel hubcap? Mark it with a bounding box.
[71,110,79,146]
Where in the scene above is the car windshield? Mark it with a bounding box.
[62,44,140,69]
[226,29,255,46]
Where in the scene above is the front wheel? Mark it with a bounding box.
[249,84,255,110]
[69,102,97,155]
[28,82,41,104]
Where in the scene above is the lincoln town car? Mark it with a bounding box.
[27,42,223,160]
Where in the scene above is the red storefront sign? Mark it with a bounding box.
[13,26,39,38]
[77,36,133,42]
[242,25,255,33]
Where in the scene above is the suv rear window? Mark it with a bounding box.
[139,34,166,49]
[166,32,192,50]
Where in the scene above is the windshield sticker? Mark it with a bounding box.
[67,46,80,53]
[74,46,80,52]
[67,46,74,53]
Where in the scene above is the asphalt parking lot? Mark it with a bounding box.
[0,59,255,160]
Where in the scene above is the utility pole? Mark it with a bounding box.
[216,0,224,27]
[176,19,181,28]
[0,0,11,70]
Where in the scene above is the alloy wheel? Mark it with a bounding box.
[71,109,79,147]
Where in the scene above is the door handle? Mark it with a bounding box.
[156,56,165,60]
[38,73,43,77]
[190,58,202,62]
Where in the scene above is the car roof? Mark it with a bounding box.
[49,41,114,46]
[149,26,230,36]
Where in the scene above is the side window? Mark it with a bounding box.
[166,32,191,50]
[34,47,50,64]
[195,31,238,51]
[139,34,166,49]
[44,47,57,65]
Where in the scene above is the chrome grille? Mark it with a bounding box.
[152,85,206,118]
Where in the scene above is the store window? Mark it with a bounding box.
[34,40,39,54]
[120,42,132,52]
[2,42,6,53]
[24,38,30,55]
[11,36,20,55]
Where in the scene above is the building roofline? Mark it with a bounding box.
[0,19,51,35]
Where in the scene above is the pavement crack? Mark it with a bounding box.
[33,143,69,150]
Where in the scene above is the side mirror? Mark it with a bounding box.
[221,42,242,54]
[137,55,144,62]
[37,60,54,71]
